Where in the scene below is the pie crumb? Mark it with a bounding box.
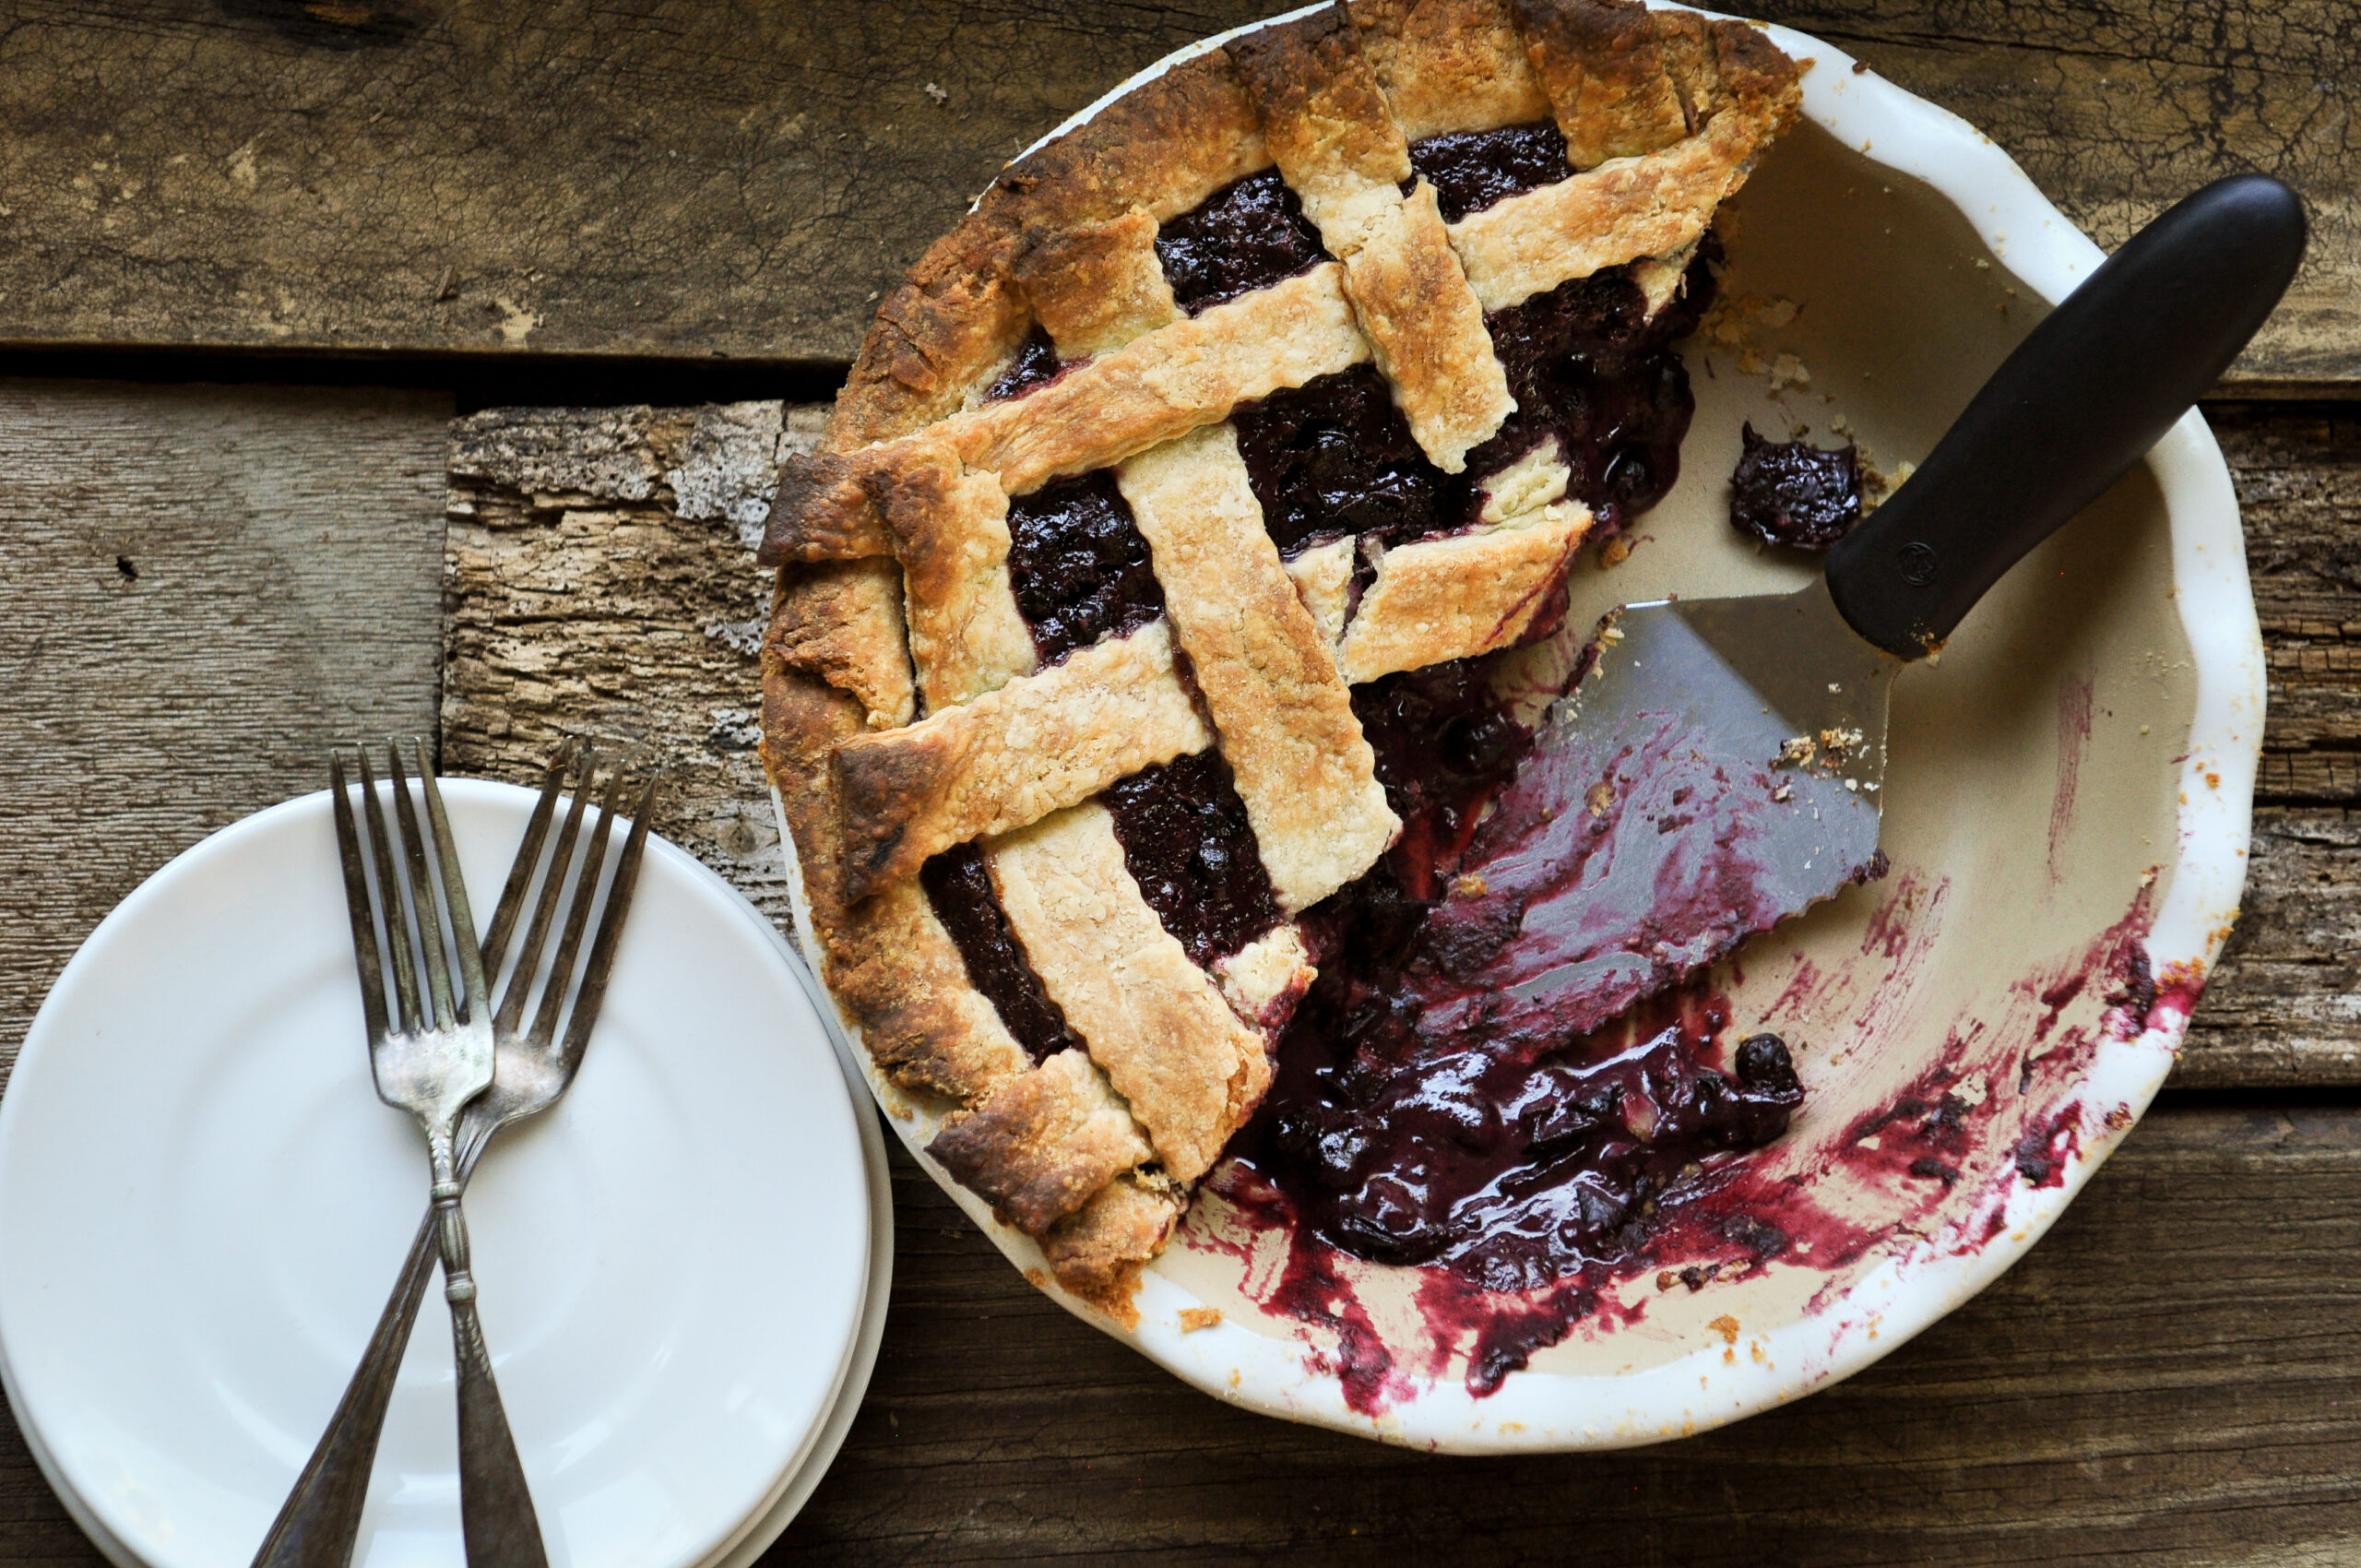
[1179,1307,1224,1332]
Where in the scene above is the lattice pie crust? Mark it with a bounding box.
[759,0,1802,1322]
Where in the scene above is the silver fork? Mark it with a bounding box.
[255,740,658,1568]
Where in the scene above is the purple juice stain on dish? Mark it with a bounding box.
[1728,421,1863,550]
[1003,469,1166,665]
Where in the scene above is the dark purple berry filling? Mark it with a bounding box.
[1102,750,1282,967]
[982,324,1064,404]
[1238,650,1805,1289]
[920,842,1079,1063]
[1004,470,1166,665]
[1407,121,1575,223]
[1468,244,1719,536]
[1232,365,1451,555]
[1728,422,1863,550]
[1157,170,1330,315]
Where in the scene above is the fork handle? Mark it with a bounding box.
[433,1184,552,1568]
[251,1212,439,1568]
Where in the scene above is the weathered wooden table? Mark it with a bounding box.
[3,3,2357,1562]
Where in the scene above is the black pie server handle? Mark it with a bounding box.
[1823,172,2306,659]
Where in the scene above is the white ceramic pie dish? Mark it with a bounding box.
[777,4,2260,1452]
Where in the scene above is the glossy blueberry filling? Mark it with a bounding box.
[919,841,1079,1063]
[1003,469,1166,665]
[1407,121,1576,223]
[1729,421,1864,550]
[1156,169,1328,315]
[982,324,1063,404]
[1103,750,1281,967]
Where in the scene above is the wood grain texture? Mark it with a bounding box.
[774,1108,2361,1563]
[0,0,2352,386]
[0,377,448,1082]
[2178,404,2361,1087]
[442,399,825,917]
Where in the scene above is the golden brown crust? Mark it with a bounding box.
[829,619,1214,901]
[868,437,1037,712]
[1014,208,1182,358]
[1336,500,1594,683]
[1447,102,1779,313]
[764,560,917,731]
[760,451,892,565]
[1282,538,1359,655]
[762,664,1030,1104]
[1115,425,1398,913]
[1042,1171,1185,1323]
[1342,182,1517,471]
[830,227,1031,449]
[952,264,1370,498]
[1229,7,1413,197]
[1512,0,1690,165]
[1215,923,1318,1031]
[927,1047,1156,1233]
[1351,0,1550,141]
[760,0,1806,1319]
[987,804,1272,1183]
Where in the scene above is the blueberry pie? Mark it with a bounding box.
[759,0,1805,1320]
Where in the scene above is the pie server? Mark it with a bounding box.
[1512,174,2306,1036]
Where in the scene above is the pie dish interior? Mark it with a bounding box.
[761,2,2259,1449]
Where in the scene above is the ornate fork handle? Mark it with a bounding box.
[428,1134,546,1568]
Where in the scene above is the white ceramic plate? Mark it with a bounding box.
[0,779,872,1567]
[783,2,2262,1454]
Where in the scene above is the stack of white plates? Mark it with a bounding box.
[0,780,887,1568]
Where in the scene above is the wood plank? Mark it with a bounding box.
[2176,404,2361,1087]
[441,398,825,916]
[778,1107,2361,1562]
[0,1107,2349,1565]
[0,377,449,1083]
[0,1,2351,387]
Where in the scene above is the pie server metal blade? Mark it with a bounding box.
[1510,174,2303,1017]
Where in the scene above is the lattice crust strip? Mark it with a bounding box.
[1114,424,1398,914]
[1231,7,1515,473]
[760,0,1805,1315]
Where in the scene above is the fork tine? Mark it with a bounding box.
[356,746,421,1035]
[329,752,390,1044]
[526,757,631,1049]
[386,742,457,1032]
[412,738,491,1023]
[494,742,599,1038]
[480,737,575,980]
[557,769,662,1074]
